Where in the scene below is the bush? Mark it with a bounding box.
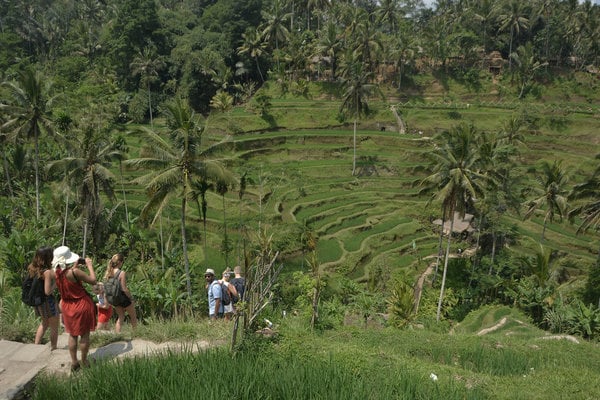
[0,289,38,342]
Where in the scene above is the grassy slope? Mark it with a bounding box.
[35,307,600,399]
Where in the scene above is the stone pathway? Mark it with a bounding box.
[0,333,211,400]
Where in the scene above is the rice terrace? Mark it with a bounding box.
[1,0,600,399]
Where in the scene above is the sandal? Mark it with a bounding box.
[71,362,81,372]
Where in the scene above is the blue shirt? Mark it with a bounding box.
[208,281,224,316]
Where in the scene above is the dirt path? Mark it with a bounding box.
[44,333,212,376]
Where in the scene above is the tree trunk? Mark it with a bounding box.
[222,194,229,269]
[310,286,319,331]
[120,161,129,225]
[34,130,40,220]
[432,204,447,284]
[2,153,13,197]
[62,188,69,246]
[436,215,455,322]
[352,119,357,175]
[182,195,192,298]
[82,217,88,257]
[160,215,165,270]
[489,230,497,274]
[147,81,153,128]
[390,105,406,134]
[541,219,547,243]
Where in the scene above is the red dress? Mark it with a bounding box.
[56,267,96,336]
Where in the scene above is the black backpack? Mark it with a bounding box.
[220,282,231,306]
[104,271,128,306]
[231,277,245,303]
[22,274,46,307]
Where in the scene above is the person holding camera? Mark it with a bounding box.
[52,246,97,371]
[104,253,137,333]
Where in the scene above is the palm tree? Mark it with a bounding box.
[351,17,383,72]
[473,0,497,54]
[260,0,291,72]
[237,29,267,83]
[47,127,122,255]
[497,0,530,70]
[236,171,252,265]
[421,124,488,322]
[569,154,600,234]
[209,90,234,114]
[217,179,231,269]
[192,179,213,259]
[500,115,526,148]
[339,59,379,176]
[0,118,15,198]
[375,0,402,34]
[126,98,235,297]
[523,160,569,243]
[306,0,331,31]
[510,43,548,99]
[130,45,165,128]
[1,68,55,220]
[314,21,343,81]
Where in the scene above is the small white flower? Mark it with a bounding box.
[430,373,438,382]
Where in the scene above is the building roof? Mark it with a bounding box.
[432,211,475,235]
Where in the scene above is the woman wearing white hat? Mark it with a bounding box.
[52,245,97,371]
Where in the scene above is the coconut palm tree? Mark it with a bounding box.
[217,179,231,270]
[314,21,343,81]
[47,127,122,255]
[0,117,14,198]
[497,0,530,70]
[126,98,235,297]
[191,179,213,259]
[1,68,55,220]
[130,45,165,128]
[375,0,402,34]
[421,124,488,322]
[523,160,569,243]
[260,0,291,72]
[237,29,267,83]
[339,58,380,176]
[569,155,600,234]
[511,43,548,99]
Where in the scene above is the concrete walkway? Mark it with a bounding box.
[0,333,211,400]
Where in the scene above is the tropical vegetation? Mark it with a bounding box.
[0,0,599,397]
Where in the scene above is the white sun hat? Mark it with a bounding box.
[52,245,80,266]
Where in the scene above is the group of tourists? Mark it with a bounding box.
[205,266,246,321]
[26,244,247,370]
[25,246,136,371]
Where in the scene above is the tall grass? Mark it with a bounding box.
[32,346,485,400]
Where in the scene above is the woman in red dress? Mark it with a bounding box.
[52,246,97,371]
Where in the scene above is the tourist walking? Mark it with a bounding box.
[52,246,97,371]
[231,265,246,303]
[28,247,59,350]
[104,253,137,333]
[221,269,238,321]
[205,268,223,320]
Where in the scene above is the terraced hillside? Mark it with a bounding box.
[120,80,600,288]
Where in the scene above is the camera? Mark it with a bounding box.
[78,257,86,265]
